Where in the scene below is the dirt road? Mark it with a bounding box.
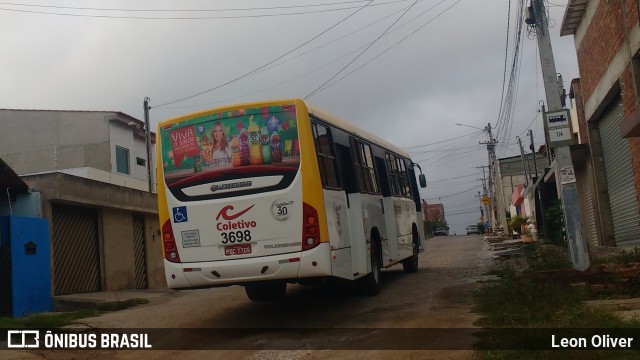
[27,234,494,360]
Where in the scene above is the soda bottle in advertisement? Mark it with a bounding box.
[193,153,202,172]
[248,118,263,165]
[271,130,282,163]
[239,127,250,166]
[230,136,240,167]
[261,124,272,164]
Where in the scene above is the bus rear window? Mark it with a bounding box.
[159,105,300,191]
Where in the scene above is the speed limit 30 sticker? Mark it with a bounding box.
[271,200,293,221]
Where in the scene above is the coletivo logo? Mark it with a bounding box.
[216,205,255,221]
[216,204,257,231]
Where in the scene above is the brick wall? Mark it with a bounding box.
[575,0,640,224]
[576,1,628,101]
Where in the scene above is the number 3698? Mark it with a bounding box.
[221,230,252,244]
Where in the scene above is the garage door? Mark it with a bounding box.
[598,97,640,248]
[132,214,148,289]
[52,203,101,295]
[582,165,598,248]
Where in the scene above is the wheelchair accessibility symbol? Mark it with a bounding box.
[173,206,188,223]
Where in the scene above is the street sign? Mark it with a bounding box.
[481,195,490,205]
[544,109,575,147]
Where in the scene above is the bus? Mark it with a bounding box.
[156,98,427,301]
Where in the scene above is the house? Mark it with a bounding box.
[421,200,446,223]
[560,1,640,248]
[0,110,165,295]
[494,153,551,233]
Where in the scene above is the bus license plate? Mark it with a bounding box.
[224,244,252,256]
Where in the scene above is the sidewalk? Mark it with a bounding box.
[53,288,175,311]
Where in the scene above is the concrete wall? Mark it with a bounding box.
[102,209,136,290]
[0,110,113,174]
[0,191,41,217]
[568,0,640,243]
[21,172,164,293]
[145,213,165,289]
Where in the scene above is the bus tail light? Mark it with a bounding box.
[162,219,181,263]
[302,202,320,251]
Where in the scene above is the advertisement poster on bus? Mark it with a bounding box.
[160,105,300,185]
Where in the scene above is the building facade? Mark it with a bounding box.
[561,0,640,248]
[0,110,164,295]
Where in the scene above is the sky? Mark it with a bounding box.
[0,0,579,235]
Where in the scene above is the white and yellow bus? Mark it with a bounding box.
[156,99,427,301]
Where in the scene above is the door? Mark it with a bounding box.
[598,98,640,247]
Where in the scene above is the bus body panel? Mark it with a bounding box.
[323,189,354,280]
[164,242,332,288]
[384,197,415,261]
[346,193,368,278]
[165,173,303,263]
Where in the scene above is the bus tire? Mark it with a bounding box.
[244,282,286,302]
[358,240,381,296]
[402,227,420,273]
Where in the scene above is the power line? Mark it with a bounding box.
[153,1,376,108]
[154,0,451,111]
[405,130,481,149]
[0,0,402,12]
[158,3,424,110]
[428,172,483,183]
[304,0,421,99]
[425,184,482,200]
[308,0,464,96]
[0,0,409,20]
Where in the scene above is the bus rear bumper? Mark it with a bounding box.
[164,242,331,289]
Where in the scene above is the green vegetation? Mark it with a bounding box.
[544,199,566,246]
[0,309,99,329]
[474,244,640,359]
[0,298,148,328]
[509,215,528,235]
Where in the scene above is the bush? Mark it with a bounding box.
[509,215,527,234]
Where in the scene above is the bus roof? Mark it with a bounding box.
[158,98,411,159]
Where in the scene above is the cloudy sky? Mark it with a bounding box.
[1,0,578,234]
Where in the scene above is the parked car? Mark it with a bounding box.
[466,225,479,235]
[434,227,449,236]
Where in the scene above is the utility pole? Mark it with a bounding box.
[530,0,588,270]
[517,136,529,186]
[143,97,153,193]
[529,129,539,178]
[480,123,498,229]
[477,165,489,224]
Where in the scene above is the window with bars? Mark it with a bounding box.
[350,138,380,194]
[386,153,412,198]
[312,122,340,189]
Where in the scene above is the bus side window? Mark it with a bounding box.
[408,167,421,211]
[336,144,358,194]
[312,123,340,189]
[386,153,401,197]
[349,137,366,193]
[375,156,391,197]
[360,143,379,194]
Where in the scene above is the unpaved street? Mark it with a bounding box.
[31,234,493,360]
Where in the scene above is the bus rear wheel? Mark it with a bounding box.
[402,228,420,273]
[244,282,286,302]
[358,241,381,296]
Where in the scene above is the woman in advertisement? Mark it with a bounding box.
[211,122,231,166]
